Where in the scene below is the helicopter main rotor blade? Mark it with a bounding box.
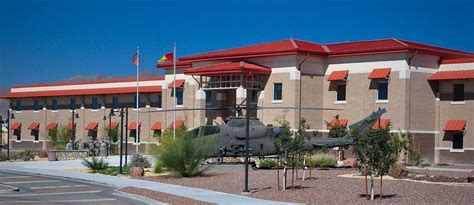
[249,106,342,111]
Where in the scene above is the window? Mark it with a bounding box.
[157,94,162,109]
[273,83,282,101]
[452,132,463,150]
[453,84,464,102]
[16,100,21,111]
[153,130,162,138]
[34,99,41,111]
[32,129,39,141]
[130,130,140,143]
[14,129,21,141]
[205,90,212,104]
[134,95,141,108]
[377,81,388,100]
[336,83,346,101]
[92,97,99,110]
[52,99,58,110]
[112,96,119,109]
[176,89,184,106]
[70,98,76,110]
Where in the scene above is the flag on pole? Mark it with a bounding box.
[131,53,140,65]
[158,52,174,64]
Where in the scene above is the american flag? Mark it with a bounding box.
[131,53,140,65]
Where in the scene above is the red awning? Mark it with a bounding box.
[368,68,391,79]
[46,122,58,130]
[65,122,76,130]
[168,80,185,89]
[11,122,21,130]
[0,86,162,99]
[28,122,40,130]
[443,120,467,131]
[327,119,348,129]
[128,122,141,130]
[372,119,390,130]
[168,120,185,129]
[107,122,119,129]
[85,122,98,130]
[184,61,272,76]
[327,70,349,81]
[428,70,474,81]
[150,122,162,130]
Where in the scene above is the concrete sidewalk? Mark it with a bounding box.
[0,157,294,205]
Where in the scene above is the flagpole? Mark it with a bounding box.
[173,43,176,139]
[136,46,140,154]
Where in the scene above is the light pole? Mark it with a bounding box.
[6,110,13,160]
[103,109,115,157]
[124,107,129,166]
[119,107,124,174]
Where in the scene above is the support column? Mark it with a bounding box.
[236,86,247,117]
[194,89,206,127]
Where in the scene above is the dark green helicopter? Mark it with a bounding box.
[189,108,387,158]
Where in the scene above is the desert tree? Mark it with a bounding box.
[352,120,397,200]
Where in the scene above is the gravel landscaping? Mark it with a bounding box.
[141,165,474,204]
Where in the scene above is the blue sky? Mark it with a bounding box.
[1,0,473,88]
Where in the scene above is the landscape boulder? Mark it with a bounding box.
[343,158,357,168]
[389,162,409,178]
[130,167,145,178]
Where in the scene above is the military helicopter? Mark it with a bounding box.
[187,107,387,158]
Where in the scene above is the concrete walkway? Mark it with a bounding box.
[406,166,473,173]
[0,157,294,205]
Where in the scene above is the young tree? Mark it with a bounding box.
[352,121,397,200]
[326,115,348,161]
[274,112,307,190]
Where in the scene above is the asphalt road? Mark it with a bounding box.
[0,170,158,205]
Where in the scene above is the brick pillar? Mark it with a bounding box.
[194,89,206,127]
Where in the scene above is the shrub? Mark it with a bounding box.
[407,148,423,166]
[82,157,109,172]
[307,155,336,168]
[158,126,215,177]
[436,163,449,166]
[10,151,35,161]
[128,153,151,168]
[154,160,164,173]
[0,153,8,161]
[258,159,277,169]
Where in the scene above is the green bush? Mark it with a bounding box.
[0,153,8,161]
[97,166,130,176]
[157,126,215,177]
[307,155,336,168]
[407,148,423,166]
[258,159,277,169]
[154,160,164,173]
[10,151,34,161]
[128,153,151,168]
[82,157,109,172]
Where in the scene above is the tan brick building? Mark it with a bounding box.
[2,39,474,164]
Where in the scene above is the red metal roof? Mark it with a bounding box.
[107,122,119,129]
[368,68,391,79]
[85,122,98,130]
[327,70,349,81]
[46,122,58,130]
[427,70,474,81]
[184,61,272,76]
[28,123,40,130]
[179,39,327,62]
[168,120,185,129]
[156,60,192,69]
[128,122,141,130]
[443,120,467,131]
[11,76,164,89]
[372,119,390,130]
[0,86,162,99]
[150,122,162,130]
[327,118,349,129]
[11,122,21,130]
[441,58,474,64]
[158,39,474,70]
[65,122,76,130]
[168,79,185,89]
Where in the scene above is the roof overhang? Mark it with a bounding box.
[184,61,272,76]
[428,70,474,81]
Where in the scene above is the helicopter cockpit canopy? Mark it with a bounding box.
[226,117,265,128]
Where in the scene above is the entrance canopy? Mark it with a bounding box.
[184,61,271,90]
